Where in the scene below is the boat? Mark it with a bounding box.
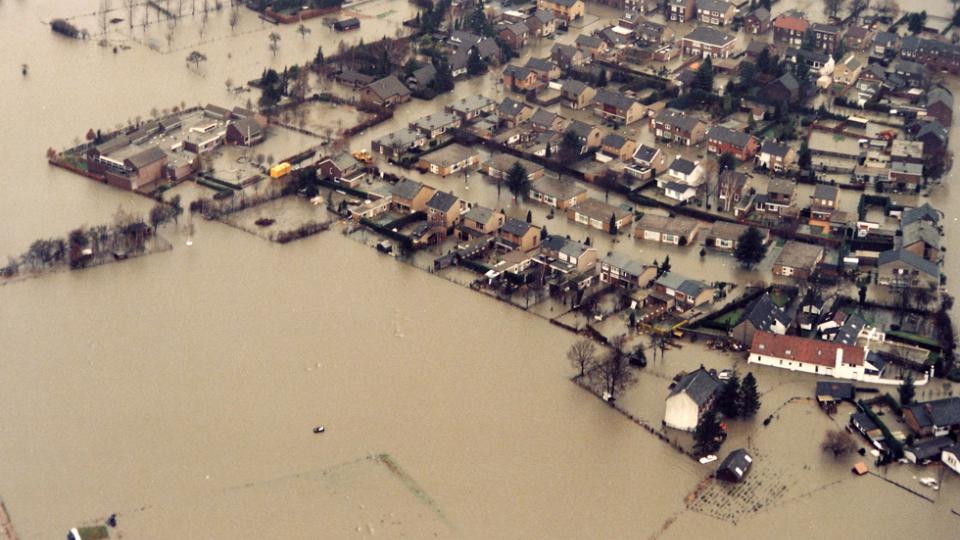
[313,426,325,434]
[919,477,939,490]
[699,455,718,464]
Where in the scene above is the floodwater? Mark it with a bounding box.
[0,1,959,538]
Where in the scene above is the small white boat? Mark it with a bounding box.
[313,426,325,434]
[919,477,939,490]
[699,455,718,464]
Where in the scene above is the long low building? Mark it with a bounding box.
[634,213,703,245]
[567,198,634,233]
[748,331,885,382]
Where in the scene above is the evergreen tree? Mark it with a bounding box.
[596,69,608,88]
[899,372,916,406]
[694,57,715,93]
[609,213,618,235]
[314,46,324,66]
[467,46,486,76]
[540,226,548,240]
[526,209,533,223]
[798,141,812,170]
[734,226,768,269]
[738,372,760,418]
[694,408,723,455]
[717,373,741,418]
[505,162,531,200]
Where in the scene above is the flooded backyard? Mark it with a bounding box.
[1,0,960,538]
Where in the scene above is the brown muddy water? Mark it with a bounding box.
[1,1,959,538]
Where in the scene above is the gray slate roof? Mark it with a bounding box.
[426,191,459,212]
[903,398,960,430]
[684,26,735,47]
[669,367,721,406]
[878,248,939,277]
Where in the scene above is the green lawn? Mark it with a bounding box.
[712,308,743,328]
[887,330,939,348]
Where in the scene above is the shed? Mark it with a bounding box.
[716,448,753,483]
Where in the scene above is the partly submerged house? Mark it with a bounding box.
[664,367,721,431]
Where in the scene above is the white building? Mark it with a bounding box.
[664,367,721,431]
[943,445,960,475]
[748,331,884,382]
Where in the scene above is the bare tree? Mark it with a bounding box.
[595,341,637,401]
[186,50,207,69]
[229,8,240,31]
[821,429,857,458]
[849,0,870,18]
[98,0,112,37]
[567,340,597,379]
[297,23,311,39]
[225,78,233,93]
[123,0,135,29]
[269,31,281,56]
[823,0,846,19]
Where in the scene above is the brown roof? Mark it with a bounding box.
[773,16,809,33]
[751,331,865,367]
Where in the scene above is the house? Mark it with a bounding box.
[731,292,789,346]
[748,332,878,381]
[904,436,954,465]
[773,11,808,47]
[926,87,954,128]
[902,398,960,437]
[231,106,268,129]
[943,444,960,475]
[599,252,657,288]
[407,64,437,92]
[635,20,674,45]
[336,68,375,89]
[529,177,588,209]
[773,241,824,279]
[360,75,411,108]
[696,0,735,26]
[655,273,715,312]
[485,154,544,181]
[666,0,695,23]
[390,179,435,213]
[706,126,759,161]
[901,203,941,227]
[716,170,747,213]
[811,23,841,53]
[744,7,771,34]
[592,89,645,125]
[832,54,862,85]
[757,178,796,214]
[497,98,535,127]
[651,109,707,146]
[809,183,839,223]
[634,214,702,245]
[764,73,800,104]
[901,220,940,262]
[630,143,668,175]
[349,196,392,221]
[499,21,530,50]
[665,157,704,186]
[458,205,505,240]
[502,65,541,92]
[844,25,873,51]
[445,95,497,122]
[664,367,721,431]
[707,221,768,251]
[566,120,602,154]
[536,0,585,24]
[425,191,462,229]
[498,218,542,252]
[756,140,796,173]
[120,145,168,190]
[716,449,753,483]
[418,144,480,177]
[540,235,597,273]
[575,34,608,58]
[567,198,634,233]
[225,117,264,146]
[599,133,637,160]
[317,153,368,187]
[627,0,660,16]
[526,10,557,37]
[894,60,926,87]
[877,249,940,289]
[560,79,597,110]
[530,109,566,132]
[681,26,737,59]
[524,57,562,82]
[551,43,588,69]
[815,381,854,408]
[372,128,427,160]
[410,111,462,140]
[915,121,948,157]
[871,31,899,59]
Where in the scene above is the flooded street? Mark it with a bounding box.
[1,1,959,538]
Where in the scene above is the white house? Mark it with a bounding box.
[664,367,721,431]
[748,331,884,382]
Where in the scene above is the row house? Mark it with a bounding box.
[410,112,462,140]
[498,21,530,51]
[681,26,737,59]
[844,25,874,51]
[696,0,735,26]
[458,205,505,240]
[592,89,646,125]
[445,95,497,122]
[654,273,715,312]
[748,332,880,382]
[635,20,674,45]
[425,191,463,230]
[811,23,841,53]
[502,65,541,92]
[634,213,702,245]
[539,235,597,274]
[706,126,759,161]
[525,10,557,38]
[498,218,542,252]
[560,79,597,110]
[536,0,585,24]
[772,11,808,48]
[575,34,609,59]
[551,43,589,69]
[755,178,797,214]
[599,252,657,288]
[773,240,823,280]
[871,31,899,59]
[371,128,427,160]
[667,0,695,23]
[567,198,634,233]
[900,35,960,75]
[651,109,707,146]
[756,140,796,173]
[389,180,435,214]
[528,177,588,209]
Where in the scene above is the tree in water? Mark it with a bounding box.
[268,31,281,56]
[734,226,768,269]
[694,408,723,455]
[297,23,311,39]
[567,339,596,379]
[738,372,760,418]
[717,372,741,418]
[595,340,637,401]
[505,162,531,201]
[821,429,857,458]
[186,50,207,69]
[899,372,916,406]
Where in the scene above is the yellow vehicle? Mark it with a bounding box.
[351,149,374,165]
[269,162,292,178]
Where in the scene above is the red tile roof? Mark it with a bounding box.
[750,331,865,367]
[774,16,809,33]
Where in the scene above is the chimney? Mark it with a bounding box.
[835,348,843,369]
